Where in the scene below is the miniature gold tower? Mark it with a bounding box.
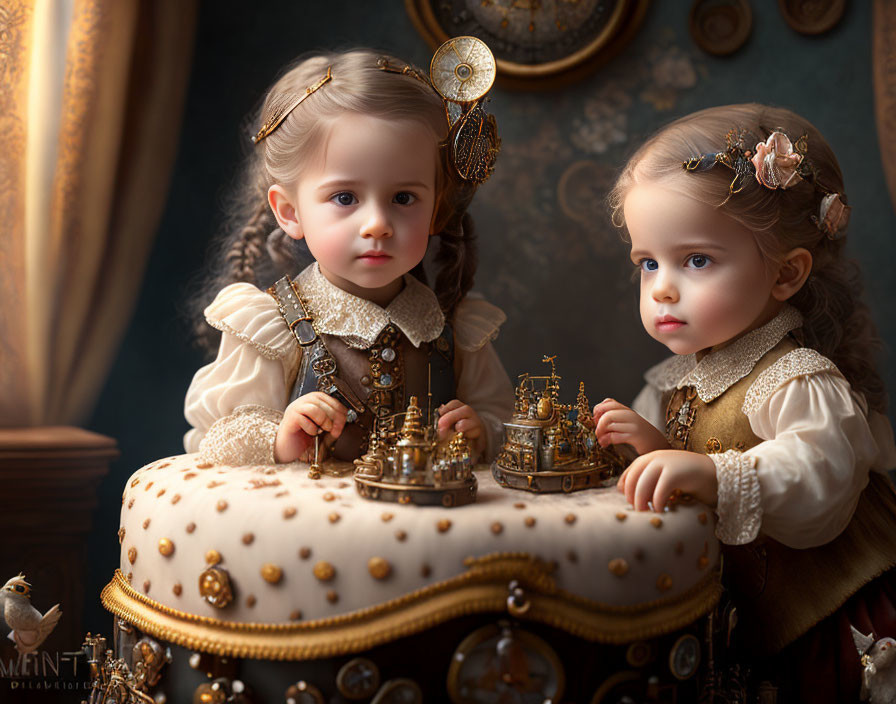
[354,396,476,507]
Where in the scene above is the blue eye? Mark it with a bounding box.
[332,192,356,206]
[393,192,415,206]
[687,254,710,269]
[639,258,658,272]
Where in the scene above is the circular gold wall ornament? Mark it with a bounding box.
[407,0,648,87]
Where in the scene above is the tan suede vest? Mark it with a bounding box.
[663,338,896,656]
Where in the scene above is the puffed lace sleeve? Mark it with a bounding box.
[452,294,515,462]
[184,283,300,465]
[711,349,896,548]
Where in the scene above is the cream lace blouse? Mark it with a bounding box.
[184,264,515,466]
[633,306,896,550]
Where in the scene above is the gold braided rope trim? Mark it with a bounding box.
[101,555,722,660]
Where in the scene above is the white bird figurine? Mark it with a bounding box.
[1,574,62,664]
[852,625,896,702]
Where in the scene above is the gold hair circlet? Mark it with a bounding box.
[683,128,851,240]
[252,66,333,145]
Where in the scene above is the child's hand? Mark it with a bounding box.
[593,398,670,455]
[274,392,348,463]
[617,450,718,512]
[437,400,485,455]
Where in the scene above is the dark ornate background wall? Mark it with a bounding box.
[84,1,896,633]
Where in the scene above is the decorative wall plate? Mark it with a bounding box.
[406,0,649,86]
[778,0,846,35]
[689,0,753,56]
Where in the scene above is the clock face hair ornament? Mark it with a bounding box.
[428,36,500,185]
[683,128,851,239]
[251,36,501,188]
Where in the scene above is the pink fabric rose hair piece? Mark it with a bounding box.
[751,131,804,189]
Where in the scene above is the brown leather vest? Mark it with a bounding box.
[287,324,456,462]
[663,338,896,656]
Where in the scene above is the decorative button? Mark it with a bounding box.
[609,558,629,577]
[705,437,723,453]
[368,557,392,580]
[199,566,233,608]
[346,409,358,423]
[360,375,371,386]
[313,561,336,581]
[379,374,393,386]
[381,347,396,362]
[261,563,283,584]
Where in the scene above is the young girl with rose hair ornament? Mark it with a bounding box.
[183,49,513,468]
[594,103,896,701]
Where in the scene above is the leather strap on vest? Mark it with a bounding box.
[267,276,366,419]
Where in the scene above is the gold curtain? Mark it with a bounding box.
[875,0,896,212]
[0,0,197,426]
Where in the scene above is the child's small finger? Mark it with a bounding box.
[617,468,628,492]
[622,457,648,505]
[634,464,661,511]
[439,408,469,430]
[653,475,674,513]
[438,399,464,415]
[295,414,322,437]
[329,412,346,439]
[314,393,349,419]
[455,418,481,435]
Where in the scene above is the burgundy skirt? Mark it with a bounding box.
[756,567,896,703]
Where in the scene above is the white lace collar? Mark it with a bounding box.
[295,263,445,350]
[643,305,803,403]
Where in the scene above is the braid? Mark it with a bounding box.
[433,211,478,319]
[225,198,270,285]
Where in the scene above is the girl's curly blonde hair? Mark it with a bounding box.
[195,49,478,353]
[609,103,886,412]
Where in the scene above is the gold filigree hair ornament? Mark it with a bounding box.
[252,66,333,144]
[683,128,850,239]
[377,38,500,185]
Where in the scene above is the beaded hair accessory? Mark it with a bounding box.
[251,66,333,144]
[378,37,500,185]
[683,128,851,239]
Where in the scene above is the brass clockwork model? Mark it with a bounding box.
[354,395,477,507]
[492,355,625,493]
